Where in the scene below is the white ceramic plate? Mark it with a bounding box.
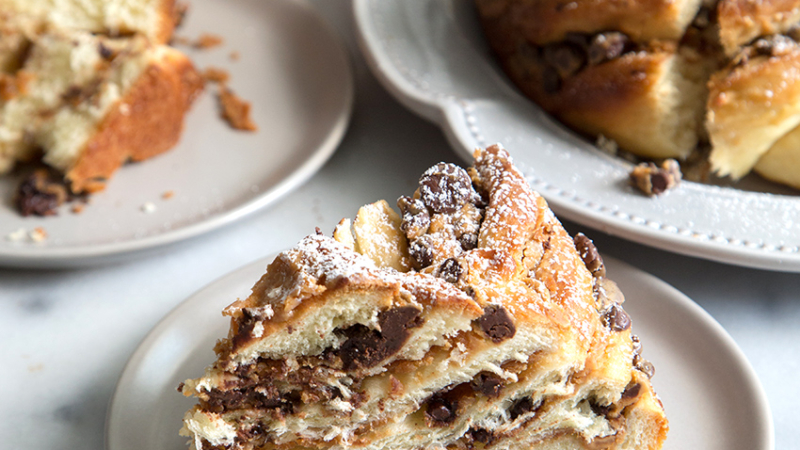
[353,0,800,272]
[106,254,773,450]
[0,0,353,268]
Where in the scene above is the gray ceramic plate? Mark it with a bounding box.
[0,0,353,268]
[106,254,773,450]
[354,0,800,272]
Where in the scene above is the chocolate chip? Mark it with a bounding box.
[418,163,477,214]
[458,232,478,251]
[631,334,642,356]
[650,171,670,194]
[636,359,655,379]
[621,382,641,400]
[589,400,612,417]
[426,396,456,424]
[98,43,114,59]
[409,238,434,269]
[398,196,430,240]
[478,305,516,342]
[602,303,631,332]
[587,32,628,65]
[468,428,494,444]
[437,258,463,284]
[629,159,682,196]
[471,372,503,397]
[509,397,535,420]
[339,306,423,371]
[542,42,585,78]
[15,170,68,217]
[573,233,605,278]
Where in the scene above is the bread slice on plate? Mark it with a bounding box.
[0,0,178,44]
[179,145,669,450]
[0,24,203,193]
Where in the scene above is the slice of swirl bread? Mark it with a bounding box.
[179,145,668,450]
[0,3,201,194]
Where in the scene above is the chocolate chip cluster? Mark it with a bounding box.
[534,31,633,93]
[397,163,486,271]
[573,232,655,378]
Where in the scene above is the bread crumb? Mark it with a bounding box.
[202,67,230,84]
[71,204,85,214]
[194,33,223,49]
[6,228,26,242]
[174,2,190,29]
[162,190,175,200]
[218,86,257,131]
[596,134,618,155]
[30,227,48,242]
[630,159,682,196]
[141,202,157,213]
[229,51,240,61]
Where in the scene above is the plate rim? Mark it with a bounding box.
[352,0,800,272]
[105,252,775,450]
[0,0,354,269]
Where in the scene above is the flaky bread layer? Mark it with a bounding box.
[708,43,800,179]
[215,236,483,367]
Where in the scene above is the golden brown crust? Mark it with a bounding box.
[65,47,203,193]
[718,0,800,55]
[707,43,800,178]
[475,0,703,46]
[154,0,178,44]
[497,43,703,158]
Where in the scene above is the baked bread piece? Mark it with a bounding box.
[0,25,203,193]
[477,0,800,189]
[0,0,178,44]
[478,13,710,160]
[179,145,668,450]
[707,35,800,179]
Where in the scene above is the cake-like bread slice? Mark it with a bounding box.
[0,25,203,193]
[718,0,800,56]
[0,0,178,44]
[707,35,800,179]
[179,145,668,450]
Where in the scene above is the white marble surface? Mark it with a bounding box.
[0,1,796,449]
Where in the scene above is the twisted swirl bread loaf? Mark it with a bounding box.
[476,0,800,189]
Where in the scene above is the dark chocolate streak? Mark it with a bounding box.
[339,306,424,371]
[202,385,291,414]
[471,372,503,398]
